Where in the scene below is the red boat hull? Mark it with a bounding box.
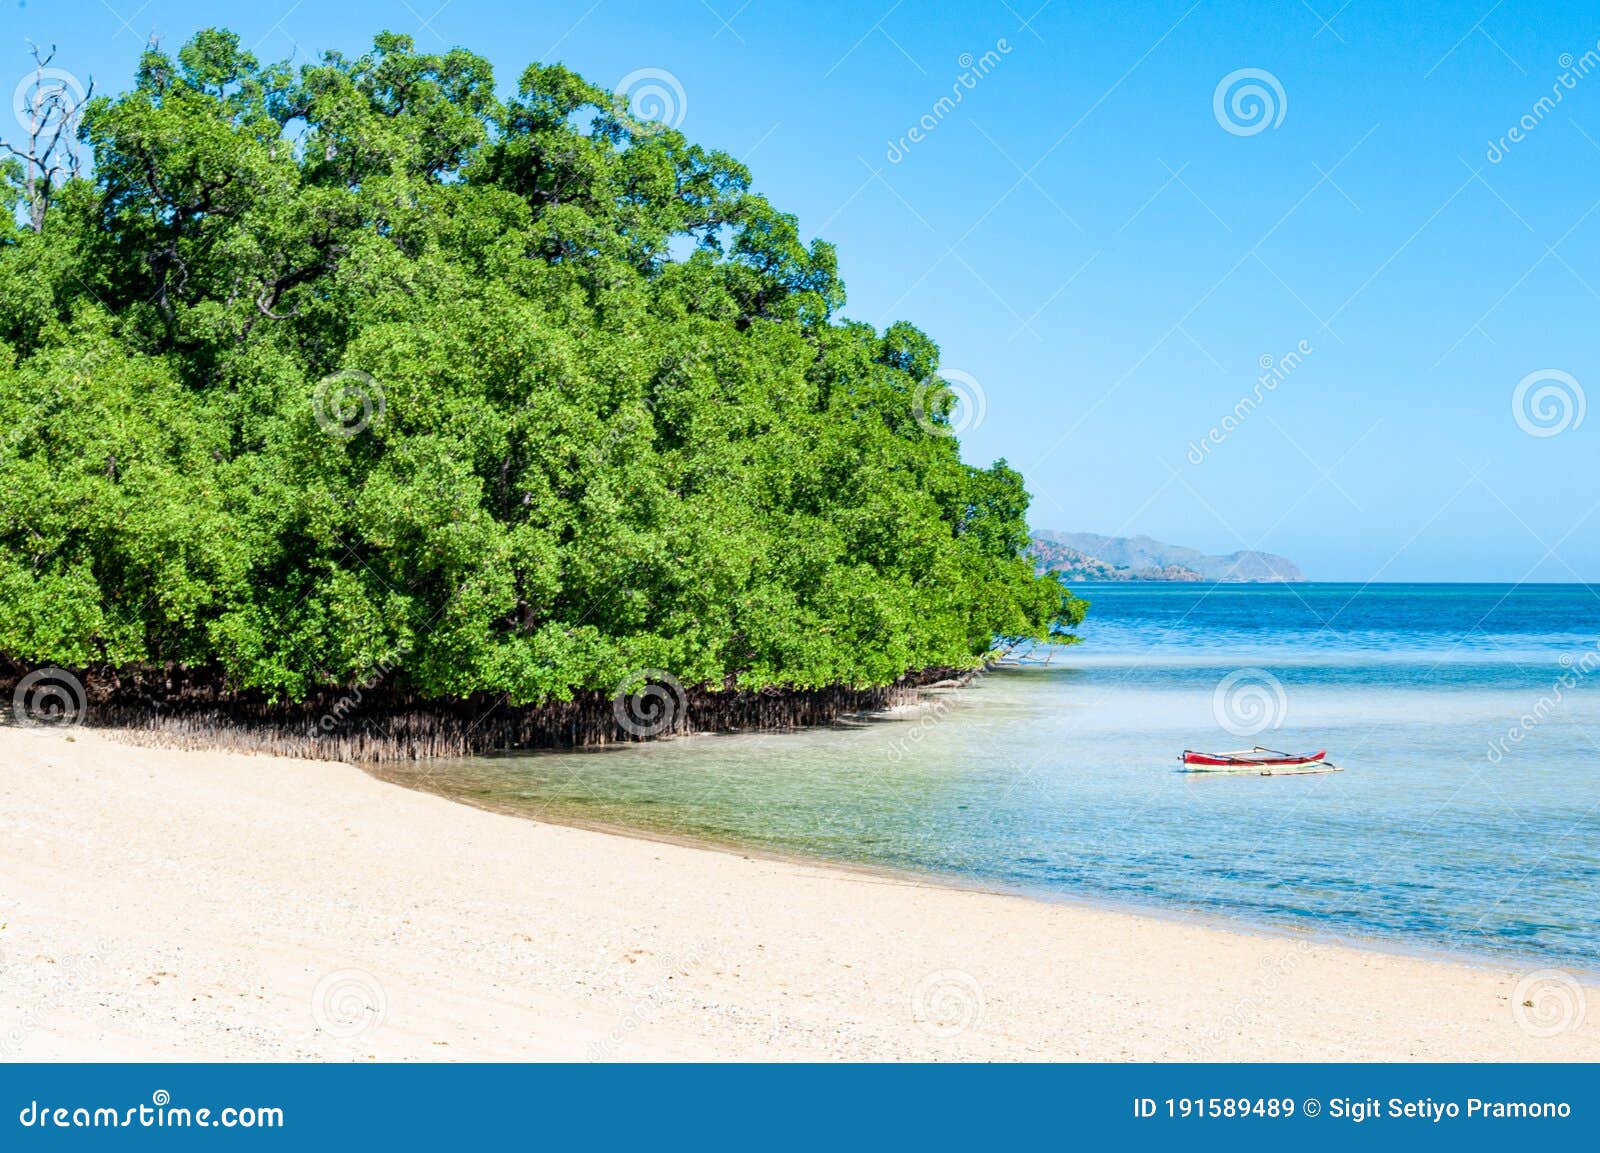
[1181,748,1326,767]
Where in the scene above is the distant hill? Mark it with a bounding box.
[1031,531,1304,583]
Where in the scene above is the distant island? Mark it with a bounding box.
[1031,531,1304,583]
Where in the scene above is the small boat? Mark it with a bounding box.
[1179,747,1341,775]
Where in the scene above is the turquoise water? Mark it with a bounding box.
[380,584,1600,969]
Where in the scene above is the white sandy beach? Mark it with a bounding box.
[1,725,1595,1061]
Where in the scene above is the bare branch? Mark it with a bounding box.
[1,43,94,230]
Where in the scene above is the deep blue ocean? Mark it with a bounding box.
[381,584,1600,969]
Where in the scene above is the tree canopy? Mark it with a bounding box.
[0,29,1083,707]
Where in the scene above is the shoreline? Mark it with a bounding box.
[384,774,1600,986]
[3,725,1596,1061]
[2,664,971,765]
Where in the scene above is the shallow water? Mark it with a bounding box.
[378,583,1600,970]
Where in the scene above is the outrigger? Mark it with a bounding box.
[1179,747,1341,775]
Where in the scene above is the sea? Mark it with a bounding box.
[377,583,1600,971]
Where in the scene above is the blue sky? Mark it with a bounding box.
[8,0,1600,580]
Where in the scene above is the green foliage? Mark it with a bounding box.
[0,30,1084,703]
